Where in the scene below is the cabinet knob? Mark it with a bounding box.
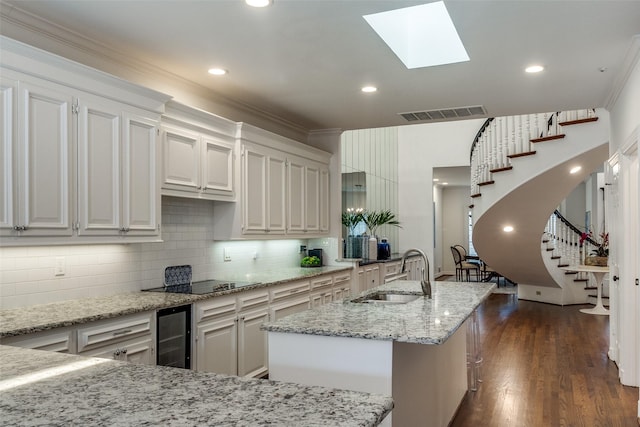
[612,276,619,282]
[122,348,127,354]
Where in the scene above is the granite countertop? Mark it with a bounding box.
[0,345,393,426]
[0,266,351,338]
[262,280,495,345]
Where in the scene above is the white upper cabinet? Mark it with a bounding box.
[214,123,330,240]
[2,78,74,238]
[161,101,236,202]
[0,36,170,246]
[242,142,286,235]
[286,154,326,234]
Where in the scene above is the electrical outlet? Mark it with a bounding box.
[54,257,65,276]
[223,247,231,262]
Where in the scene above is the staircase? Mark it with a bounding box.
[542,210,608,306]
[470,109,609,305]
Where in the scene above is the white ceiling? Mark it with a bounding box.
[2,0,639,132]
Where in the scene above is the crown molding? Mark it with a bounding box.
[0,3,312,141]
[605,35,640,110]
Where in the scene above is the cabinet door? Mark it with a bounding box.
[237,306,269,378]
[365,265,380,290]
[0,78,16,236]
[287,157,305,232]
[162,126,200,193]
[304,163,320,232]
[195,316,238,375]
[16,81,73,237]
[243,147,267,233]
[77,96,121,236]
[202,136,234,196]
[267,154,286,234]
[319,167,330,232]
[122,112,159,236]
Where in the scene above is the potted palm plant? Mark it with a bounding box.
[362,210,401,260]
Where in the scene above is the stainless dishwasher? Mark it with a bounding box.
[156,305,191,369]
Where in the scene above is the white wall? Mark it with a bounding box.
[0,197,307,309]
[397,119,485,279]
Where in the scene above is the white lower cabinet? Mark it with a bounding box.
[237,306,269,378]
[195,313,238,375]
[194,290,269,378]
[75,311,155,365]
[332,272,352,302]
[357,264,380,294]
[310,275,333,308]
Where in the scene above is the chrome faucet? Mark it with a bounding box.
[400,248,432,298]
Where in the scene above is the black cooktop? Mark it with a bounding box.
[143,279,258,295]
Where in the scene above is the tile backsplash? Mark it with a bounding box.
[0,197,316,309]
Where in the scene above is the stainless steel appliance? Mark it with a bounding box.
[157,305,191,369]
[143,265,259,295]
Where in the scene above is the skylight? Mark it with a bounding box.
[363,1,469,69]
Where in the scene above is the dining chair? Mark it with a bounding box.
[450,246,480,282]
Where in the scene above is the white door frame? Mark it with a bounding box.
[608,127,639,392]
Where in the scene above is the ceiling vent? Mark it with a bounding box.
[399,105,487,122]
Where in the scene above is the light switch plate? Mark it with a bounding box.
[54,257,65,276]
[223,247,231,262]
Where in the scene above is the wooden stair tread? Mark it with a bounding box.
[551,256,561,260]
[531,134,566,143]
[507,151,536,159]
[542,239,550,243]
[584,286,597,290]
[478,180,495,186]
[470,193,482,198]
[559,117,598,126]
[546,248,554,252]
[557,263,569,268]
[468,204,474,209]
[564,271,577,275]
[489,166,513,173]
[574,279,588,282]
[588,294,609,299]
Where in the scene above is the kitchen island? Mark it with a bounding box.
[262,280,495,427]
[0,345,392,426]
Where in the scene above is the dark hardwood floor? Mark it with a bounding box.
[450,294,639,427]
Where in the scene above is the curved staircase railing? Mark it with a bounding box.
[544,210,597,266]
[470,109,598,197]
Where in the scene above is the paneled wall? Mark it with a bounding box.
[341,127,399,251]
[0,197,306,309]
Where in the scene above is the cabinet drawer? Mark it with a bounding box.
[333,272,351,285]
[310,275,333,290]
[77,312,153,353]
[195,295,237,324]
[237,289,269,312]
[1,328,75,353]
[269,280,310,302]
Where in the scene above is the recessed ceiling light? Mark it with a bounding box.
[363,1,469,69]
[361,86,377,93]
[503,226,514,232]
[433,178,439,182]
[525,65,544,73]
[570,166,582,174]
[208,68,227,76]
[245,0,272,7]
[442,182,449,185]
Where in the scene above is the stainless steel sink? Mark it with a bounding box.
[351,292,421,304]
